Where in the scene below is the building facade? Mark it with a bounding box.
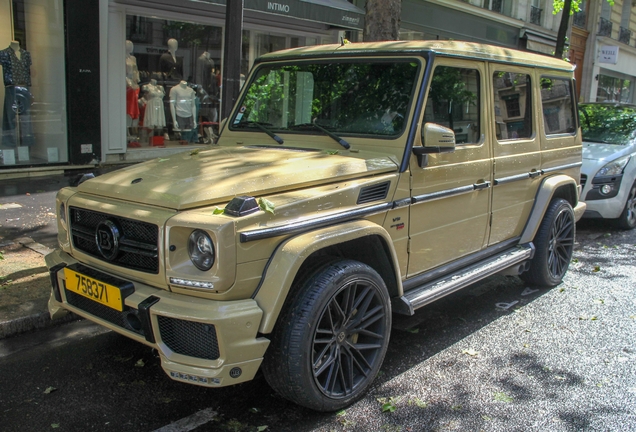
[0,0,363,170]
[2,0,635,171]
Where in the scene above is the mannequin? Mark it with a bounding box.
[0,40,35,150]
[170,80,197,141]
[142,78,166,133]
[125,40,140,145]
[160,38,182,81]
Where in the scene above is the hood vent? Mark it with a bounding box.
[357,182,390,204]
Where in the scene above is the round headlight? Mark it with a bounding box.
[188,230,215,271]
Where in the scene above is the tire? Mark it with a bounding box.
[614,180,636,230]
[262,259,391,412]
[521,198,575,287]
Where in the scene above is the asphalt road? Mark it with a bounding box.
[0,220,634,432]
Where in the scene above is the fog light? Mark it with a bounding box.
[600,184,612,195]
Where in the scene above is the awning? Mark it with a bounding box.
[520,29,559,55]
[193,0,365,30]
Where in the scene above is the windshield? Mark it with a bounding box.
[230,59,420,138]
[579,104,636,144]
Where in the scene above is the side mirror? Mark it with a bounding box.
[412,123,456,167]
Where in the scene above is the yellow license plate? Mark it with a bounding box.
[64,268,126,311]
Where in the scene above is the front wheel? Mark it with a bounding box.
[521,198,575,287]
[614,180,636,230]
[262,259,391,412]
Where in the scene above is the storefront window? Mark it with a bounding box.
[1,0,67,166]
[596,74,631,103]
[125,15,223,147]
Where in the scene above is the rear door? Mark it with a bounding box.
[488,66,542,245]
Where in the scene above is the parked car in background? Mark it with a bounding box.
[579,103,636,229]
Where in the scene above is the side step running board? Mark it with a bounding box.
[393,244,535,316]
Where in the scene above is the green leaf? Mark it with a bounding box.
[257,426,268,432]
[407,327,419,334]
[190,149,201,155]
[494,392,513,402]
[51,424,60,429]
[249,407,261,414]
[213,207,225,215]
[325,150,339,155]
[135,359,145,367]
[335,409,346,417]
[258,197,275,214]
[382,402,396,413]
[44,386,57,394]
[593,265,601,272]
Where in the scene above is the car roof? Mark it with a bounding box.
[258,40,574,72]
[579,102,636,108]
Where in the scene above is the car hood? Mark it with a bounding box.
[77,146,399,210]
[582,141,633,161]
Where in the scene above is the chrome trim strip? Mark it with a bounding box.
[494,172,531,185]
[393,198,412,208]
[239,202,393,243]
[542,162,582,174]
[412,184,475,204]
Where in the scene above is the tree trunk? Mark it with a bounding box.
[363,0,402,41]
[554,0,572,59]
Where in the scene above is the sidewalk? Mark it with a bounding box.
[0,236,78,339]
[0,165,135,339]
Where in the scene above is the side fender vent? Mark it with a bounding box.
[357,182,390,204]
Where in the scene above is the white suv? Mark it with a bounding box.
[579,103,636,229]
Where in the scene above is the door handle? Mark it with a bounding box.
[473,181,491,190]
[529,170,541,178]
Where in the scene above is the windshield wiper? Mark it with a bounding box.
[235,121,284,144]
[289,121,350,149]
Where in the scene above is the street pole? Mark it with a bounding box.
[221,0,243,121]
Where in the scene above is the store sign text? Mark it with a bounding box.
[599,45,618,64]
[268,2,290,13]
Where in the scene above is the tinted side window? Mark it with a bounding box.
[493,72,532,140]
[540,77,576,135]
[423,66,480,144]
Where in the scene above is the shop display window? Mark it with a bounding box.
[125,16,224,147]
[0,0,68,166]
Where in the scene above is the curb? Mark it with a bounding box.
[0,237,82,340]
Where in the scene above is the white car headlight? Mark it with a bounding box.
[188,229,215,271]
[595,155,631,177]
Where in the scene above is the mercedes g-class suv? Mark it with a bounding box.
[47,41,586,411]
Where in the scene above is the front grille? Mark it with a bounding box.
[65,289,144,335]
[158,316,220,360]
[70,207,159,273]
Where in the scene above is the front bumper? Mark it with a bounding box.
[46,249,269,387]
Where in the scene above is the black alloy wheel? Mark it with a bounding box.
[521,198,575,287]
[262,259,391,411]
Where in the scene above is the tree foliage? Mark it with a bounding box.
[553,0,614,59]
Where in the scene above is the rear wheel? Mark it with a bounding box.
[614,180,636,230]
[521,198,575,287]
[262,259,391,412]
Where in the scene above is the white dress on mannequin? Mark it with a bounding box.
[143,80,166,128]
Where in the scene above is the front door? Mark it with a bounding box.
[407,60,491,277]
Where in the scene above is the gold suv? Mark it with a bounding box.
[47,41,586,411]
